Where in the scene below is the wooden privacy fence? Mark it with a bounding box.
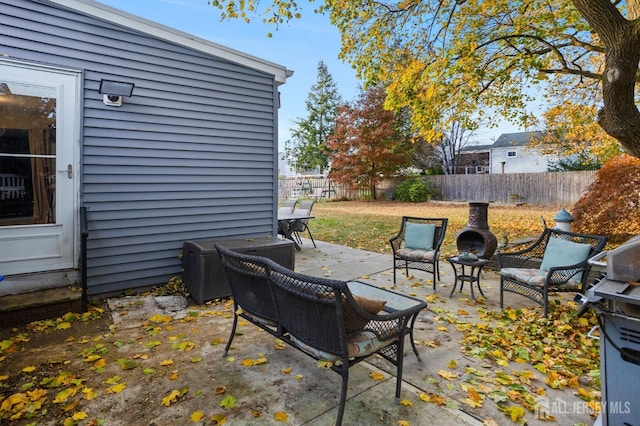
[425,171,596,206]
[279,171,596,206]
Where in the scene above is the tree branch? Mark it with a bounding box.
[538,67,602,80]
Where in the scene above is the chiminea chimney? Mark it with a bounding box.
[455,202,498,259]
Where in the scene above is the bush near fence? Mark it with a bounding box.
[279,171,596,206]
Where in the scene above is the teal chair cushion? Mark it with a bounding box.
[501,267,581,289]
[404,223,436,251]
[540,237,592,271]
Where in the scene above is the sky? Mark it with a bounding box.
[97,0,521,149]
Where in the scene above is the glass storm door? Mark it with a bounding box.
[0,61,79,275]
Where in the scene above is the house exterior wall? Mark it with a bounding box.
[1,0,282,294]
[455,152,490,174]
[490,146,556,174]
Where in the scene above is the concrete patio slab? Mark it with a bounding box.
[0,237,597,425]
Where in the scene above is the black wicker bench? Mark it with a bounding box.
[215,243,427,425]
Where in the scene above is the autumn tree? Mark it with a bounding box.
[534,102,622,170]
[326,86,413,199]
[210,0,640,160]
[285,60,342,174]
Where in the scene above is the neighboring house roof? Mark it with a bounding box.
[49,0,293,84]
[461,143,493,153]
[492,131,545,148]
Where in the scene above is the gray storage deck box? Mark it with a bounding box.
[182,237,295,304]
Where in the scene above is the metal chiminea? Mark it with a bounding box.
[456,202,498,259]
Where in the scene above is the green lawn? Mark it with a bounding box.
[309,200,560,256]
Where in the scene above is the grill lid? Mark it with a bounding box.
[589,234,640,283]
[605,234,640,282]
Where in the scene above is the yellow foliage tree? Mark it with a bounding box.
[534,102,622,166]
[209,0,640,159]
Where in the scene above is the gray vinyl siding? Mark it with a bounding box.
[1,0,281,294]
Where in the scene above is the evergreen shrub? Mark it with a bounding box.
[393,175,438,203]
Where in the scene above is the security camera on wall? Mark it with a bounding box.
[103,94,123,107]
[98,79,135,107]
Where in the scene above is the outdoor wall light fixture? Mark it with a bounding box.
[99,79,135,107]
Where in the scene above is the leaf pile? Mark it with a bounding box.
[421,296,601,424]
[572,154,640,245]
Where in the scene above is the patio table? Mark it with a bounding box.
[447,256,489,301]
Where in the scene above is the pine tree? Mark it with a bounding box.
[285,60,342,174]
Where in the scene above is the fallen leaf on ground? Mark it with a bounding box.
[220,395,236,408]
[149,314,173,323]
[161,390,181,407]
[437,370,459,380]
[274,411,288,422]
[369,372,385,381]
[106,383,126,394]
[210,413,227,424]
[190,411,204,422]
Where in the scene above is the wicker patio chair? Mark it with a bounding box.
[497,227,607,317]
[390,217,448,289]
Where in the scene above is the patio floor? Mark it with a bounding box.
[0,238,598,425]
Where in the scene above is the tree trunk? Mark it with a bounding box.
[572,0,640,158]
[630,0,640,20]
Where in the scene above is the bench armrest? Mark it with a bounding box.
[345,281,426,340]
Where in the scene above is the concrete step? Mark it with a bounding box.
[0,287,84,328]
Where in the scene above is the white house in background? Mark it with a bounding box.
[489,131,557,173]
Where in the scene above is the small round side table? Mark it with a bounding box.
[447,256,490,301]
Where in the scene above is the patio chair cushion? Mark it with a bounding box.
[395,248,436,261]
[500,268,581,289]
[404,223,436,251]
[540,236,592,283]
[290,329,397,362]
[242,310,278,327]
[343,295,386,332]
[540,237,592,272]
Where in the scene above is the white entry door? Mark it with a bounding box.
[0,61,80,275]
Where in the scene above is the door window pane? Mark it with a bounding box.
[0,82,56,225]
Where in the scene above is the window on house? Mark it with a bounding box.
[507,151,517,157]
